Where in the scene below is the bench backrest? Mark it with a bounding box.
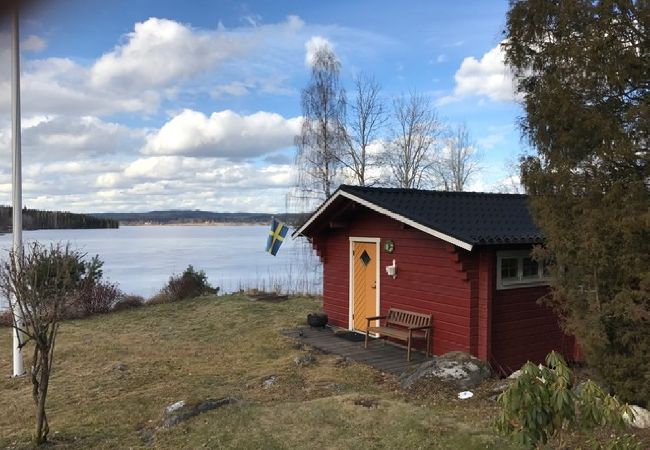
[385,308,431,328]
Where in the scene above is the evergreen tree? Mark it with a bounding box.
[503,0,649,405]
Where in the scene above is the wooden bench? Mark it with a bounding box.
[364,308,432,361]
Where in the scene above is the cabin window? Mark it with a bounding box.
[497,250,548,289]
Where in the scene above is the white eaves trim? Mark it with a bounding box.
[292,190,474,251]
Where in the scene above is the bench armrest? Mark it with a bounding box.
[366,315,386,321]
[408,325,431,331]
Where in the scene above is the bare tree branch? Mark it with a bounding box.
[383,92,444,188]
[340,74,387,186]
[433,123,481,191]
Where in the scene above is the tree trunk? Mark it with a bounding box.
[34,350,50,444]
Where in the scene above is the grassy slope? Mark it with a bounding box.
[0,296,520,449]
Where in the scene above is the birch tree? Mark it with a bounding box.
[383,92,443,188]
[295,46,346,201]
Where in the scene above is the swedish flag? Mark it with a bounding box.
[266,218,289,256]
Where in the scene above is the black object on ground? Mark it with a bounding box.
[335,331,366,342]
[307,312,328,327]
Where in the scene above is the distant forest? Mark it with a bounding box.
[90,210,307,227]
[0,206,119,232]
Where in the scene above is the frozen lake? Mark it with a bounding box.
[0,225,322,308]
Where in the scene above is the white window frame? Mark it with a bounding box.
[496,250,549,290]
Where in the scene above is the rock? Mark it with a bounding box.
[161,398,236,428]
[623,405,650,429]
[108,362,128,372]
[262,375,278,389]
[354,398,379,408]
[333,356,351,366]
[327,383,345,392]
[294,353,316,367]
[508,369,522,379]
[400,351,492,390]
[491,381,510,395]
[164,400,186,415]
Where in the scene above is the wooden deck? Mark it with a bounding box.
[284,326,431,375]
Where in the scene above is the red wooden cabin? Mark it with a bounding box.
[294,185,576,374]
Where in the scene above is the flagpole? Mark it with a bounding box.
[11,6,25,377]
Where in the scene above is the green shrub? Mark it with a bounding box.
[495,351,639,449]
[155,265,217,303]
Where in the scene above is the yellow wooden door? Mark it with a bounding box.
[352,241,377,331]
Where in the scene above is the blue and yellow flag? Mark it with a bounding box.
[266,218,289,256]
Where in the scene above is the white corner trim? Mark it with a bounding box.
[292,190,344,238]
[292,190,474,251]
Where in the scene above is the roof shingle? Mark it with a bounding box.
[299,185,544,248]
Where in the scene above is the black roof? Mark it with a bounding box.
[299,185,544,248]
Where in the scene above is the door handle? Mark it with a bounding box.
[371,282,376,289]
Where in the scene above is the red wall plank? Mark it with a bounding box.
[491,285,574,373]
[320,207,473,355]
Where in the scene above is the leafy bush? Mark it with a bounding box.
[495,351,639,449]
[154,265,217,303]
[64,255,121,318]
[113,295,145,311]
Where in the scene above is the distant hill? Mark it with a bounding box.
[89,210,307,227]
[0,206,118,232]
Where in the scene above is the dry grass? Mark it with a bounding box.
[0,295,521,449]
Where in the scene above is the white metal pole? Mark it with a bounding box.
[11,7,25,377]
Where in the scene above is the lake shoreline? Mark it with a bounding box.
[119,222,275,227]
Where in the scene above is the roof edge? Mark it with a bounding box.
[292,189,474,251]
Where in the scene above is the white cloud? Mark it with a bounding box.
[90,18,252,91]
[0,15,394,213]
[0,115,145,166]
[304,36,334,67]
[142,109,301,158]
[448,42,520,103]
[22,35,46,52]
[211,81,253,97]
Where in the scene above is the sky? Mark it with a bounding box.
[0,0,526,213]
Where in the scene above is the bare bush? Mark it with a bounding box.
[67,281,121,318]
[0,243,85,444]
[113,295,145,311]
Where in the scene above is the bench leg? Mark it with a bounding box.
[364,329,369,349]
[407,334,412,361]
[427,330,432,357]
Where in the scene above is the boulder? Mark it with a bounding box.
[262,375,278,389]
[623,405,650,429]
[400,351,492,390]
[161,397,236,428]
[294,353,316,367]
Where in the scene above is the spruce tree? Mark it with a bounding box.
[503,0,649,405]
